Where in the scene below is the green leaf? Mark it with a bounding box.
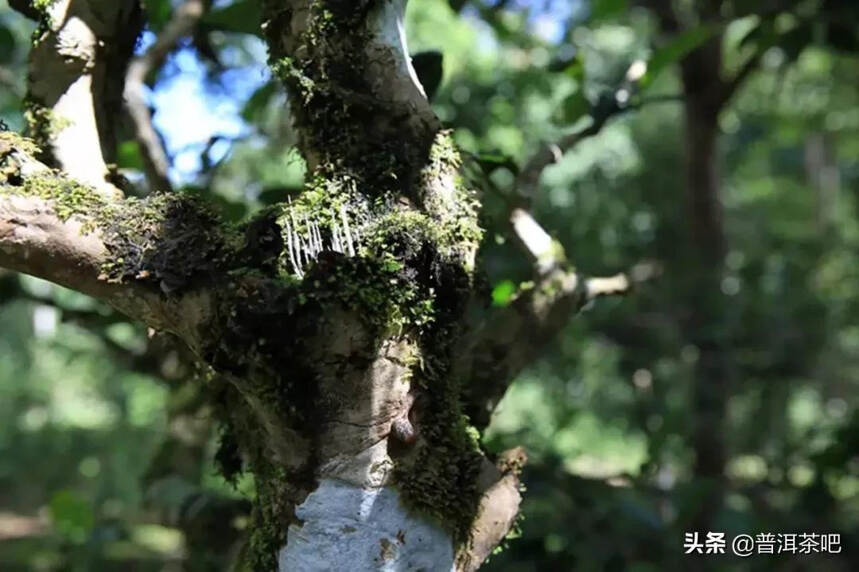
[49,490,94,543]
[143,0,172,32]
[641,25,719,89]
[564,59,585,81]
[590,0,628,22]
[557,90,590,125]
[117,140,145,171]
[492,280,517,307]
[242,80,278,123]
[203,0,262,36]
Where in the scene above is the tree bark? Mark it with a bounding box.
[0,1,641,569]
[23,0,142,196]
[679,34,733,535]
[682,90,730,533]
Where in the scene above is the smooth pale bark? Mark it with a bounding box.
[26,0,141,197]
[281,480,456,571]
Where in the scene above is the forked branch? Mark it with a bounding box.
[464,200,660,429]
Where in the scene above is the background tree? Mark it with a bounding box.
[1,0,858,571]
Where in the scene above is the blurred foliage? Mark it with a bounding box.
[1,0,859,570]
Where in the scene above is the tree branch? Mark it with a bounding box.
[125,0,208,193]
[515,64,679,204]
[515,113,617,202]
[509,207,561,275]
[460,266,584,429]
[585,261,662,302]
[456,448,525,572]
[262,0,440,176]
[463,204,660,429]
[0,192,175,326]
[0,133,217,347]
[463,63,673,429]
[24,0,142,198]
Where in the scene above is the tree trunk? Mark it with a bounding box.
[680,36,731,535]
[1,1,635,569]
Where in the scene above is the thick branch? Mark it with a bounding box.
[125,0,207,193]
[468,56,674,428]
[25,0,142,197]
[0,134,217,348]
[0,193,179,329]
[262,0,440,179]
[455,449,525,572]
[461,267,582,429]
[485,86,662,418]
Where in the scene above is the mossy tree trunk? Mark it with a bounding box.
[1,1,640,570]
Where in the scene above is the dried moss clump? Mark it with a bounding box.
[96,194,240,292]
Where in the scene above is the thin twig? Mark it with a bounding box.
[124,0,207,193]
[585,261,662,301]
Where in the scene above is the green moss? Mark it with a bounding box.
[32,0,57,11]
[0,132,41,183]
[244,466,291,572]
[214,1,493,565]
[263,0,424,199]
[30,0,59,28]
[98,194,241,289]
[7,31,490,559]
[1,162,240,293]
[24,101,72,151]
[419,131,484,253]
[393,401,484,545]
[217,191,485,563]
[19,174,102,221]
[0,131,40,158]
